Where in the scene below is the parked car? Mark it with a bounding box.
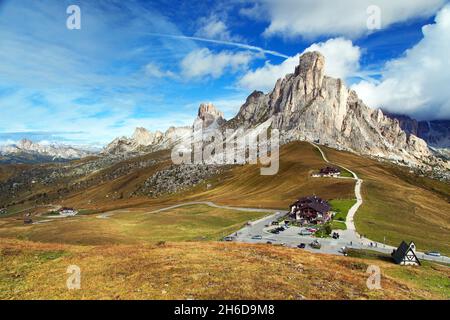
[251,235,263,240]
[332,232,340,239]
[310,240,321,249]
[425,251,441,257]
[223,236,234,242]
[299,229,313,236]
[266,241,272,244]
[307,227,317,232]
[297,243,306,249]
[271,221,279,226]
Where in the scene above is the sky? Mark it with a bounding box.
[0,0,449,147]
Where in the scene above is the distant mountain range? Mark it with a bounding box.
[0,139,93,164]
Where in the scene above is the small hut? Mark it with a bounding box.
[391,241,421,266]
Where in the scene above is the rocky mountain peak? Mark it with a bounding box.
[198,102,224,120]
[18,139,33,149]
[294,51,325,79]
[195,103,225,129]
[131,127,162,146]
[227,51,438,166]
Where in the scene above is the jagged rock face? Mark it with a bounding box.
[103,126,192,155]
[194,102,226,129]
[385,113,450,149]
[229,51,434,165]
[104,103,226,155]
[132,127,164,146]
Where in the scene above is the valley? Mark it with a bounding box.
[0,139,449,299]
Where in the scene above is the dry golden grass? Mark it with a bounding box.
[0,205,269,245]
[323,146,450,256]
[0,239,448,300]
[60,142,354,211]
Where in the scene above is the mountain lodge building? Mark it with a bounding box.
[289,196,331,224]
[313,166,341,177]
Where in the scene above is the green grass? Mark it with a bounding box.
[114,204,270,242]
[331,220,347,230]
[329,199,356,230]
[339,168,354,178]
[44,211,60,216]
[77,209,97,216]
[346,249,450,298]
[0,204,270,245]
[385,261,450,297]
[330,199,357,221]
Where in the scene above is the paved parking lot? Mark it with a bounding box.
[230,212,450,263]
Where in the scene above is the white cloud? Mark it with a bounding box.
[352,4,450,120]
[242,0,446,39]
[195,15,239,42]
[239,38,361,92]
[181,48,253,79]
[303,38,361,79]
[238,55,299,92]
[144,63,176,79]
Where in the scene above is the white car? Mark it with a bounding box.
[425,251,441,257]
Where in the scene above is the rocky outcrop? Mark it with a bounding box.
[228,51,435,166]
[103,126,191,155]
[195,102,226,129]
[136,164,223,197]
[104,103,225,155]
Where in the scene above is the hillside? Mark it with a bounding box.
[0,239,448,300]
[1,141,449,255]
[323,146,450,255]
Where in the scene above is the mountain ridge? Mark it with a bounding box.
[0,139,93,163]
[100,52,448,169]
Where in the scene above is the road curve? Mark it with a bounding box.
[147,201,279,214]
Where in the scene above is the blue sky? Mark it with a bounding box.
[0,0,449,147]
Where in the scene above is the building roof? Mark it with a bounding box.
[291,196,331,214]
[392,241,421,265]
[320,166,340,174]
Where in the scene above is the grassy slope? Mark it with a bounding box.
[323,146,450,255]
[34,141,354,213]
[166,142,355,209]
[0,239,448,300]
[0,204,269,245]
